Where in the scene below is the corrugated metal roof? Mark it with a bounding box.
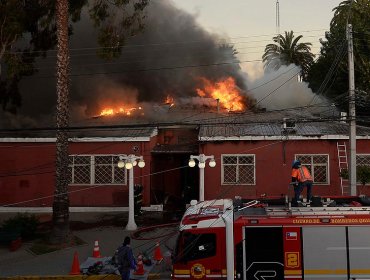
[199,123,370,138]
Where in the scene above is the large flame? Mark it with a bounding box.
[99,105,142,117]
[196,77,246,111]
[164,95,175,108]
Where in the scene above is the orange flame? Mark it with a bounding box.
[164,95,175,107]
[196,77,246,111]
[99,106,142,117]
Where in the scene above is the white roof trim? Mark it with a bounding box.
[200,135,370,141]
[0,136,153,143]
[151,128,159,137]
[70,137,151,142]
[0,138,57,143]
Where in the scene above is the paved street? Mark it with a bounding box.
[0,211,179,278]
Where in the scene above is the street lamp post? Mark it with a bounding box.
[117,154,145,231]
[189,154,216,201]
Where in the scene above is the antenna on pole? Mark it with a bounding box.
[276,0,280,45]
[276,0,280,35]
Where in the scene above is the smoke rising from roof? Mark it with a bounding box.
[0,0,337,130]
[1,0,249,128]
[247,64,335,115]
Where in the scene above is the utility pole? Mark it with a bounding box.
[276,0,280,46]
[347,24,356,195]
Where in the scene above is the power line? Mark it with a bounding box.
[5,29,328,55]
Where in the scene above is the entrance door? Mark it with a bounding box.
[244,227,284,279]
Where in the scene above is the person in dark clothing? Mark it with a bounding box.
[116,236,136,280]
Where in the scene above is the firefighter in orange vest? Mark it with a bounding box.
[291,160,313,205]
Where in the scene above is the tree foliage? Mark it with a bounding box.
[89,0,149,60]
[306,0,370,115]
[0,0,150,112]
[262,31,315,79]
[0,0,86,113]
[357,165,370,187]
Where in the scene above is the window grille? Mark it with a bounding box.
[222,155,255,185]
[295,154,329,184]
[69,155,126,185]
[357,154,370,166]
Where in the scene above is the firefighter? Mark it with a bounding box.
[291,160,313,205]
[134,184,143,216]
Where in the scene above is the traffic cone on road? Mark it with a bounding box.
[134,255,145,275]
[153,241,163,262]
[69,251,81,275]
[92,240,102,258]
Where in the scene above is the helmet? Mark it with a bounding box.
[292,160,301,168]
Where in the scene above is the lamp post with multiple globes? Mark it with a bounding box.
[117,154,145,231]
[188,154,216,202]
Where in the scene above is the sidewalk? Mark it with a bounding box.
[0,211,179,278]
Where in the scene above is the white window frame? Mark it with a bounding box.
[221,154,256,185]
[356,154,370,186]
[69,154,127,186]
[357,154,370,166]
[295,154,329,185]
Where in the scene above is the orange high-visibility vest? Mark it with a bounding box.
[291,166,313,182]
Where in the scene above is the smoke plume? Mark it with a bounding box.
[1,0,248,128]
[247,64,335,115]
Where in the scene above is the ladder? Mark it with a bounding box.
[337,142,350,195]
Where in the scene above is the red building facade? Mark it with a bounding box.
[1,119,370,209]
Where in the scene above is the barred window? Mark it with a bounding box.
[69,155,126,185]
[357,154,370,166]
[295,154,329,184]
[222,154,255,185]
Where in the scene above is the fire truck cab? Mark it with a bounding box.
[172,197,370,280]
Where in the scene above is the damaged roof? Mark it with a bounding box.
[198,109,370,140]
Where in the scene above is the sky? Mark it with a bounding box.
[172,0,343,79]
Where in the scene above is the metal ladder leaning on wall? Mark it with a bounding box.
[337,142,350,195]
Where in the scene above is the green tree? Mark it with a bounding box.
[357,165,370,189]
[51,0,149,243]
[0,0,87,113]
[340,165,370,193]
[89,0,149,60]
[307,0,370,115]
[262,31,315,79]
[0,0,150,112]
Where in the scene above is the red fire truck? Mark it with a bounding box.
[172,197,370,280]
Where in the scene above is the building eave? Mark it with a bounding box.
[199,135,370,141]
[0,136,153,143]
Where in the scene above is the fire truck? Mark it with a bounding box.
[171,196,370,280]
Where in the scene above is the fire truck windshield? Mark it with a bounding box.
[173,231,216,263]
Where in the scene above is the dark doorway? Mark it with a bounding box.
[151,153,198,211]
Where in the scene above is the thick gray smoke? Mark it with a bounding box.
[1,0,249,128]
[247,64,336,115]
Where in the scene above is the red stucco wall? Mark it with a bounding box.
[0,141,56,207]
[0,140,153,207]
[1,137,369,207]
[201,139,370,200]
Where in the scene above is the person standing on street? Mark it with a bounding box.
[116,236,136,280]
[291,160,313,205]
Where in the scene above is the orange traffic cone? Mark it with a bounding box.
[92,240,102,258]
[69,251,81,275]
[153,241,163,262]
[134,255,145,275]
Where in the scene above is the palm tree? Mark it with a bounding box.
[262,31,315,79]
[52,0,70,244]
